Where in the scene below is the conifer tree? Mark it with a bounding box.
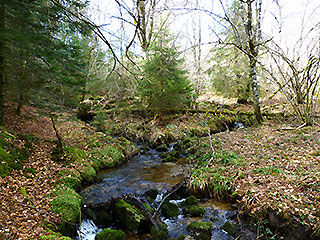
[139,29,193,115]
[0,0,91,119]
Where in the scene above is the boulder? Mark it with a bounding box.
[114,199,145,232]
[160,201,179,218]
[182,206,205,217]
[221,221,239,238]
[95,228,126,240]
[186,222,212,240]
[181,195,198,207]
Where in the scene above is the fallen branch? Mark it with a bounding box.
[153,181,186,218]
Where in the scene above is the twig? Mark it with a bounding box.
[206,124,215,167]
[153,182,185,218]
[296,123,307,129]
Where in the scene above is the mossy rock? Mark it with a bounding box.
[186,222,213,240]
[177,235,186,240]
[144,189,159,203]
[91,146,124,170]
[143,202,154,214]
[114,199,145,232]
[160,152,169,159]
[116,137,138,157]
[40,234,72,240]
[50,188,83,235]
[150,223,168,240]
[96,209,112,226]
[64,146,87,162]
[183,206,205,217]
[221,221,238,238]
[181,195,198,207]
[80,164,96,183]
[160,202,179,219]
[0,147,16,177]
[95,228,126,240]
[0,135,28,177]
[40,230,72,240]
[57,176,81,191]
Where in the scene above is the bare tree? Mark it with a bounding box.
[213,0,263,122]
[259,0,320,125]
[243,0,263,123]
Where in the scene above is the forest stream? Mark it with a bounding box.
[76,143,255,240]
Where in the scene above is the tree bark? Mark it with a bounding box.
[246,0,263,123]
[0,0,5,125]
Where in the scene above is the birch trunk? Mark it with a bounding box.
[246,0,263,123]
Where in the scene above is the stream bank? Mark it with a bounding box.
[77,142,256,240]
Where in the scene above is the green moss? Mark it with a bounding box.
[181,195,198,207]
[150,223,168,240]
[95,209,112,226]
[57,176,81,191]
[183,206,205,217]
[40,234,72,240]
[95,228,126,240]
[186,222,213,240]
[116,137,138,157]
[114,199,145,232]
[221,221,238,238]
[80,164,96,183]
[90,145,124,170]
[64,146,87,162]
[177,235,186,240]
[144,189,159,203]
[143,202,154,214]
[156,144,168,152]
[0,147,15,177]
[50,188,83,235]
[0,133,30,177]
[160,202,179,218]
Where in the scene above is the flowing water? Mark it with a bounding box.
[77,144,255,240]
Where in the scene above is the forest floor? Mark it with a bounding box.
[212,118,320,236]
[0,105,102,239]
[0,100,319,239]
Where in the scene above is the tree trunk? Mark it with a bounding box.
[246,0,263,123]
[0,0,5,125]
[250,57,263,122]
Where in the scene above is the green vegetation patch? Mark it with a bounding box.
[186,221,213,240]
[150,223,168,240]
[90,145,124,169]
[50,188,83,235]
[182,205,205,217]
[64,146,87,162]
[181,195,198,207]
[160,201,179,218]
[95,228,126,240]
[0,131,32,177]
[114,199,145,232]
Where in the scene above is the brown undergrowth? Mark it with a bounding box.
[189,117,320,237]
